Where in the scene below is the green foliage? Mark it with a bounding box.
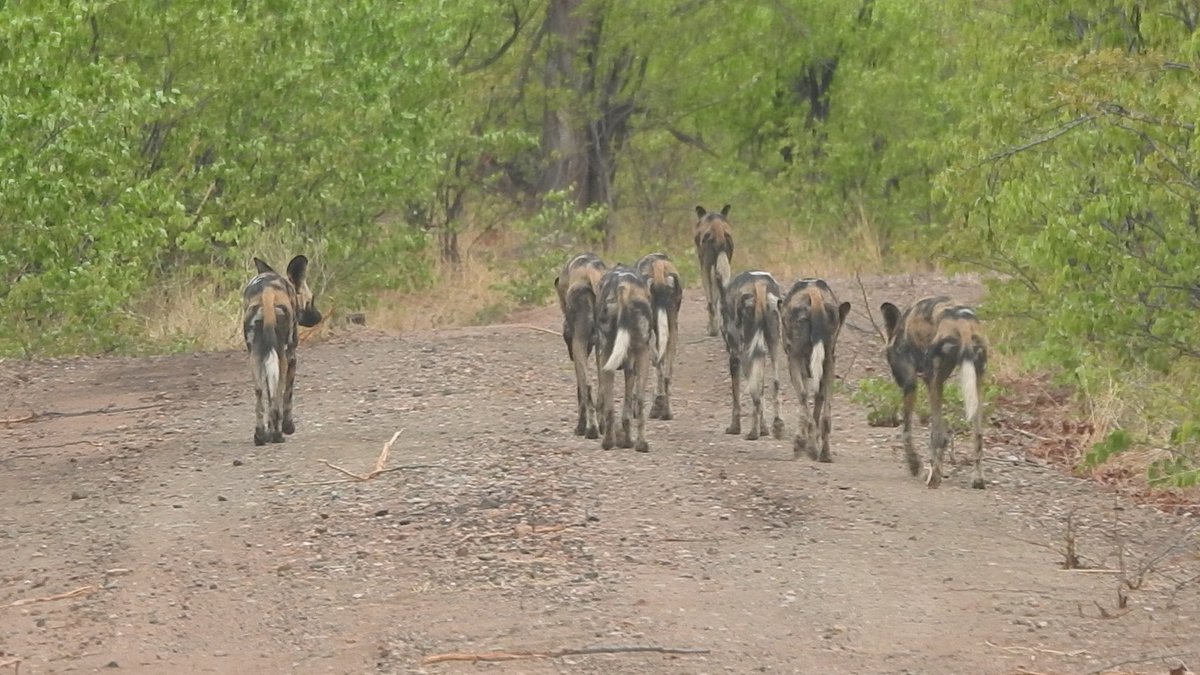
[1081,429,1134,470]
[492,191,607,307]
[0,0,476,355]
[1149,423,1200,488]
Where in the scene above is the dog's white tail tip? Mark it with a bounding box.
[604,328,631,372]
[809,341,826,392]
[264,349,280,400]
[655,309,669,365]
[960,357,979,421]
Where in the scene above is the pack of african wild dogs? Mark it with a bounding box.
[241,204,990,490]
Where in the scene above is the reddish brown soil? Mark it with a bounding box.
[1,273,1198,675]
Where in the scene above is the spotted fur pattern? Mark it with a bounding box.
[241,255,322,446]
[881,295,990,489]
[636,252,683,421]
[554,252,607,439]
[721,270,785,441]
[693,204,735,337]
[595,265,654,452]
[782,278,851,462]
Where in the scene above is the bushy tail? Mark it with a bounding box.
[654,308,669,365]
[746,326,767,390]
[809,340,826,393]
[604,327,631,372]
[960,358,979,421]
[252,316,281,401]
[264,349,280,400]
[714,251,731,289]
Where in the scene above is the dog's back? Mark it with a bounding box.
[722,270,782,357]
[597,266,654,372]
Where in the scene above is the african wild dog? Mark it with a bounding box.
[782,279,851,462]
[635,252,683,421]
[694,204,735,337]
[596,265,654,452]
[721,270,785,441]
[880,296,989,489]
[242,255,322,446]
[554,252,607,439]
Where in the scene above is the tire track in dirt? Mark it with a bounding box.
[1,273,1198,675]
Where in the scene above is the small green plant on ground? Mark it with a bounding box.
[1082,424,1200,489]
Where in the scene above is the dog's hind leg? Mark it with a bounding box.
[599,367,617,450]
[633,350,651,452]
[282,350,298,436]
[746,353,765,441]
[659,308,678,420]
[269,351,287,443]
[901,384,920,476]
[788,357,815,459]
[769,336,785,440]
[254,385,270,446]
[814,376,834,462]
[925,369,947,488]
[725,353,742,435]
[619,368,636,449]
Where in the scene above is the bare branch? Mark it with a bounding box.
[982,114,1097,164]
[666,127,719,157]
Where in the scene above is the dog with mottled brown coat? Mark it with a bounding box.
[635,252,683,421]
[554,252,607,439]
[596,265,654,452]
[721,270,785,441]
[880,295,989,489]
[693,204,735,337]
[781,278,851,462]
[241,255,322,446]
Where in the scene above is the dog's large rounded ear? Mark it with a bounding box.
[838,301,852,325]
[695,205,708,218]
[287,255,310,284]
[880,302,902,338]
[720,204,731,216]
[253,257,274,274]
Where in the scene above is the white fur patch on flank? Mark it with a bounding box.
[603,328,631,372]
[264,349,280,401]
[655,309,669,365]
[809,341,825,393]
[961,358,979,421]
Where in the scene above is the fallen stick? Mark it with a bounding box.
[318,460,369,481]
[1,413,36,426]
[8,585,94,607]
[1,402,168,426]
[985,640,1089,657]
[316,430,406,482]
[507,323,562,337]
[422,644,711,665]
[1010,426,1051,443]
[0,656,19,674]
[372,430,401,475]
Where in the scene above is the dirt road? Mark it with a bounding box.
[2,272,1198,675]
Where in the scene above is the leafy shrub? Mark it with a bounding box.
[492,191,607,307]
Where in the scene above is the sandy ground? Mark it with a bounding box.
[1,272,1197,675]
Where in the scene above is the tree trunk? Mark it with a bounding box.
[539,0,589,199]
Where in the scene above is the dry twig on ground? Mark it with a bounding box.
[318,430,404,481]
[7,585,94,607]
[422,644,711,665]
